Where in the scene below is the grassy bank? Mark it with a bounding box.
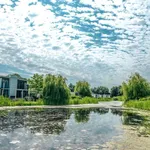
[69,96,112,105]
[0,96,43,106]
[0,96,112,106]
[112,96,124,101]
[124,97,150,110]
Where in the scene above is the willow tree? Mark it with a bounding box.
[75,81,91,97]
[43,74,71,105]
[122,73,150,101]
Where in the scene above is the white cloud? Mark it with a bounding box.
[0,0,150,87]
[0,0,13,5]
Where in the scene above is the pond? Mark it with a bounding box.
[0,107,149,150]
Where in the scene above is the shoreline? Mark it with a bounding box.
[0,102,150,116]
[102,125,150,150]
[0,104,123,110]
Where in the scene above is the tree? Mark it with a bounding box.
[96,86,109,97]
[91,87,98,94]
[43,74,71,105]
[91,86,109,97]
[68,83,75,92]
[122,73,150,100]
[110,86,122,97]
[28,74,44,94]
[75,81,92,97]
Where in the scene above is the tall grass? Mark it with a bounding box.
[0,96,43,106]
[0,96,112,107]
[69,96,112,105]
[112,96,125,101]
[124,98,150,110]
[0,96,12,106]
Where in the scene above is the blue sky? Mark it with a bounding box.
[0,0,150,87]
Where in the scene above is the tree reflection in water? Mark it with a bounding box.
[121,112,145,125]
[93,108,109,115]
[74,109,91,123]
[110,108,122,116]
[74,108,109,123]
[110,108,147,126]
[0,108,71,135]
[0,107,149,136]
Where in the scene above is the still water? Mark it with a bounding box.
[0,108,147,150]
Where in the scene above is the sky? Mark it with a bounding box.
[0,0,150,87]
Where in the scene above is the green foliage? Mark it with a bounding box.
[71,95,81,100]
[122,73,150,101]
[98,97,112,101]
[75,81,92,97]
[68,83,75,92]
[43,74,71,105]
[110,86,122,97]
[112,96,124,101]
[124,98,150,110]
[91,87,97,94]
[91,86,109,96]
[69,96,112,104]
[0,96,12,106]
[13,99,44,106]
[69,97,97,104]
[28,74,44,94]
[0,96,43,106]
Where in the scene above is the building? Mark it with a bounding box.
[92,93,110,98]
[0,74,28,98]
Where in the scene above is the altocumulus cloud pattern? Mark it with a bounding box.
[0,0,150,87]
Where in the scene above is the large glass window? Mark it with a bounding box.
[17,80,27,89]
[1,78,9,88]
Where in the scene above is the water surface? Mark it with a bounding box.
[0,108,148,150]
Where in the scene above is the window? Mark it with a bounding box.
[2,78,9,88]
[17,80,27,89]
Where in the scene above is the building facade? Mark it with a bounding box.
[0,74,28,98]
[92,93,110,98]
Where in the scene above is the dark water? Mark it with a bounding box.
[0,108,148,150]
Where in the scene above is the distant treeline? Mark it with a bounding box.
[27,72,150,105]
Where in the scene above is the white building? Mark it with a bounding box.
[0,74,28,98]
[92,93,110,98]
